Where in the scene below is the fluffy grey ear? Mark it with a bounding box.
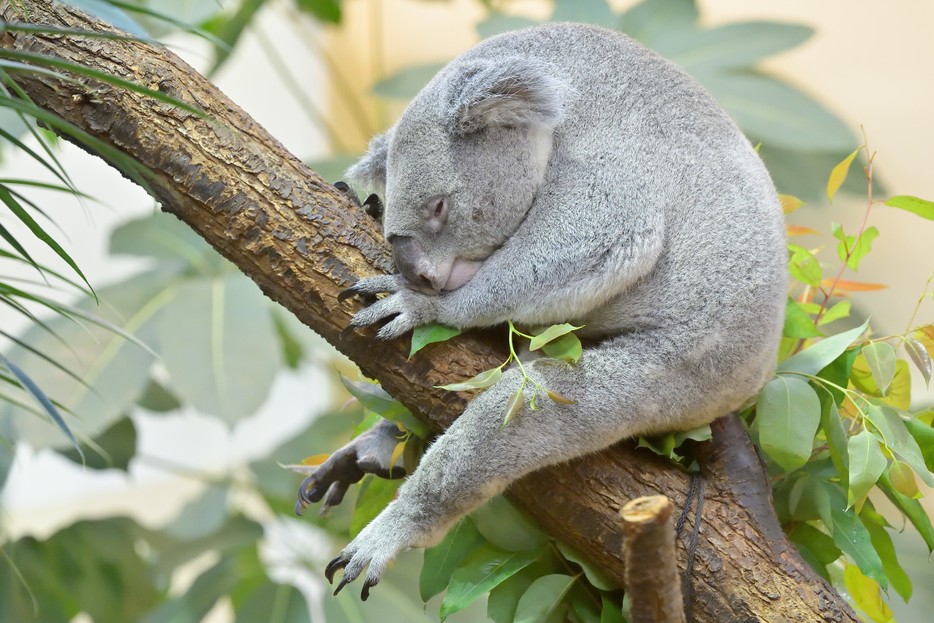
[446,57,569,135]
[345,130,393,193]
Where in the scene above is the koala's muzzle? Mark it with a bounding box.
[391,235,446,294]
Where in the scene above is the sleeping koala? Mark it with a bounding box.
[296,22,786,599]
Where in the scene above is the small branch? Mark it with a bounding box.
[622,496,685,623]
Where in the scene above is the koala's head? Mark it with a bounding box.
[346,56,570,294]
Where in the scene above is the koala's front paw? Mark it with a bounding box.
[350,286,440,339]
[326,502,422,600]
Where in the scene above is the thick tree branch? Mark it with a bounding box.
[0,2,857,621]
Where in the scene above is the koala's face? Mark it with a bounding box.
[383,117,552,295]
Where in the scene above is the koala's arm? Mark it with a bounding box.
[352,170,666,336]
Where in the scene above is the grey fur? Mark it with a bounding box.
[319,23,786,596]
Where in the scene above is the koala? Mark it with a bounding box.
[296,22,786,599]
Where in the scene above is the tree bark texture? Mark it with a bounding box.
[0,2,858,621]
[621,496,686,623]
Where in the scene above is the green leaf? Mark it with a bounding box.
[878,472,934,552]
[141,556,239,623]
[829,490,886,587]
[884,195,934,221]
[529,323,582,351]
[787,244,822,287]
[410,324,461,358]
[846,430,886,509]
[373,63,446,99]
[503,387,525,426]
[555,542,616,591]
[818,300,851,326]
[0,184,93,293]
[551,0,615,28]
[903,417,934,473]
[777,318,869,376]
[864,406,934,487]
[661,22,813,74]
[157,275,281,422]
[886,460,919,499]
[832,223,878,272]
[341,377,429,438]
[861,342,896,396]
[471,496,550,552]
[440,544,545,621]
[783,298,822,338]
[788,522,841,579]
[110,212,212,266]
[788,475,831,527]
[756,376,821,472]
[136,379,181,412]
[488,554,562,623]
[514,574,575,623]
[0,353,82,458]
[827,148,861,201]
[436,366,503,392]
[861,507,913,602]
[350,476,401,538]
[294,0,341,23]
[820,400,849,488]
[57,415,136,470]
[420,518,486,602]
[0,268,177,448]
[233,582,310,623]
[700,73,855,152]
[541,332,583,364]
[620,0,698,44]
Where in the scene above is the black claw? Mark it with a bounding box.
[294,498,305,516]
[325,556,346,584]
[338,285,360,303]
[334,180,361,207]
[363,193,383,221]
[333,577,350,596]
[361,578,378,601]
[339,325,358,341]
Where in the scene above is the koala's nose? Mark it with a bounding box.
[391,236,445,294]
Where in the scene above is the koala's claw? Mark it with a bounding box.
[326,555,349,585]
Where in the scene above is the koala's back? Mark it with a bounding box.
[443,23,787,394]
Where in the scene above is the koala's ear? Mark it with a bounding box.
[345,130,393,192]
[446,57,570,135]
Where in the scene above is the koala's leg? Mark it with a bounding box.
[326,329,753,599]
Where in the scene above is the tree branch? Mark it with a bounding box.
[0,2,858,620]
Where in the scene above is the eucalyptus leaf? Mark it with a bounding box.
[350,476,401,538]
[864,406,934,487]
[157,275,281,422]
[903,418,934,473]
[829,490,886,587]
[471,495,550,552]
[699,73,855,152]
[341,377,429,438]
[756,376,821,472]
[421,518,486,602]
[846,430,886,509]
[878,472,934,552]
[777,319,868,376]
[783,298,821,338]
[904,336,932,385]
[440,543,545,621]
[233,582,310,623]
[861,342,896,395]
[410,323,461,358]
[620,0,698,44]
[513,574,575,623]
[884,195,934,221]
[659,22,813,74]
[842,564,893,623]
[529,323,582,351]
[0,268,179,448]
[437,367,502,392]
[57,415,136,471]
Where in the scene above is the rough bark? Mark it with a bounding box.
[622,496,686,623]
[0,2,858,621]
